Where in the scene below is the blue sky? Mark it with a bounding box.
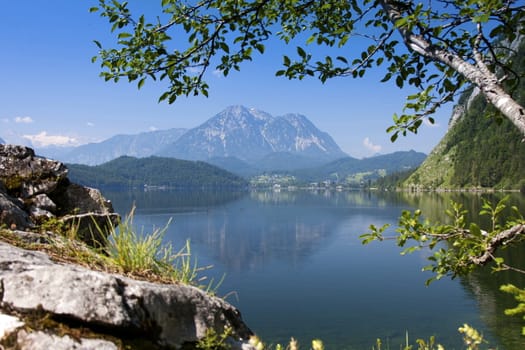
[0,1,450,158]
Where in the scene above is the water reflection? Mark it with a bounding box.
[386,191,525,350]
[102,189,525,349]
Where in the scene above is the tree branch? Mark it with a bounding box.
[379,0,525,137]
[469,224,525,266]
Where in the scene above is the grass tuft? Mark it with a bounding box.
[1,206,221,291]
[101,206,221,289]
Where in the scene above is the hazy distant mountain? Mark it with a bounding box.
[157,106,347,168]
[58,128,187,165]
[255,152,330,171]
[32,146,75,160]
[0,137,5,144]
[294,150,427,183]
[206,156,259,178]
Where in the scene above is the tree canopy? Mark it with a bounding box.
[91,0,525,140]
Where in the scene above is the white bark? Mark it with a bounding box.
[469,224,525,266]
[379,0,525,137]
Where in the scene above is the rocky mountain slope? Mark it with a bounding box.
[157,106,348,168]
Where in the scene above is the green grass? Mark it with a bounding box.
[1,207,221,292]
[100,207,222,291]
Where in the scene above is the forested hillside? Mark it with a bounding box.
[294,150,426,184]
[404,40,525,190]
[67,156,248,189]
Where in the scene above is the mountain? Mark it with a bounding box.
[56,128,187,165]
[294,150,427,184]
[206,157,259,178]
[157,106,348,169]
[404,39,525,190]
[35,146,76,160]
[67,156,248,189]
[0,137,4,144]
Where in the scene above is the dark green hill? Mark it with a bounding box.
[67,156,248,190]
[404,40,525,190]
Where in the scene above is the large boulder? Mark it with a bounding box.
[0,144,67,198]
[0,242,254,349]
[0,144,118,244]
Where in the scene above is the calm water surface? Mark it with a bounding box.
[105,190,525,349]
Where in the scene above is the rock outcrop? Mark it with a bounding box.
[0,241,254,349]
[0,144,256,349]
[0,144,118,245]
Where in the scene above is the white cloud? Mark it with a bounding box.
[149,126,158,131]
[23,131,78,147]
[363,137,382,153]
[212,69,224,78]
[86,122,95,127]
[14,116,34,124]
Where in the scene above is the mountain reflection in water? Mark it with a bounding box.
[105,189,525,350]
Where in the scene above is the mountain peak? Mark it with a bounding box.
[222,105,250,116]
[219,105,273,122]
[158,106,348,166]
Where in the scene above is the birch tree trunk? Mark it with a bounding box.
[380,0,525,137]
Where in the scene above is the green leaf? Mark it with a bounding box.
[306,35,316,45]
[256,44,265,54]
[158,91,170,103]
[395,75,403,88]
[390,132,399,142]
[469,223,482,237]
[443,78,455,92]
[137,77,146,90]
[380,72,392,82]
[297,46,306,58]
[336,56,348,64]
[394,17,408,28]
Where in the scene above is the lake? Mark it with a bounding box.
[104,189,525,349]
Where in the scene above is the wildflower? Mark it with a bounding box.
[312,339,324,350]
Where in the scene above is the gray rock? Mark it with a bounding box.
[0,144,118,236]
[28,194,56,221]
[31,194,57,212]
[0,313,24,338]
[16,330,119,350]
[0,191,31,229]
[0,242,253,348]
[50,182,114,216]
[0,144,68,198]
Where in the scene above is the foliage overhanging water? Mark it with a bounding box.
[105,189,525,349]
